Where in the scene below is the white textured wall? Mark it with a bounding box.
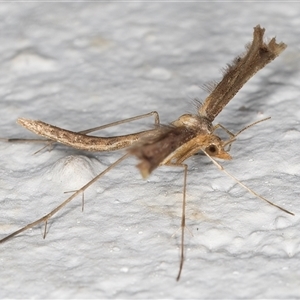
[0,3,299,298]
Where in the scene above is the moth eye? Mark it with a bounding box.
[206,144,218,155]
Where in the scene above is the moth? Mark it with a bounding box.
[0,25,292,281]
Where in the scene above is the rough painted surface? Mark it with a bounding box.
[0,3,300,299]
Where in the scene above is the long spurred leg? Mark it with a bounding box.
[0,153,130,244]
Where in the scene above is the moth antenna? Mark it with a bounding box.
[234,117,271,139]
[223,117,271,148]
[202,149,294,216]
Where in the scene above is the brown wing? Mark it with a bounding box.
[198,25,287,122]
[129,126,197,178]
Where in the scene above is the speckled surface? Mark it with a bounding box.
[0,3,300,299]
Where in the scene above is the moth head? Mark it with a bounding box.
[204,135,232,160]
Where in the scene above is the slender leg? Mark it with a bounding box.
[79,111,160,135]
[176,163,188,281]
[164,163,188,281]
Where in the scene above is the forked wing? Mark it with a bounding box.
[198,25,287,122]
